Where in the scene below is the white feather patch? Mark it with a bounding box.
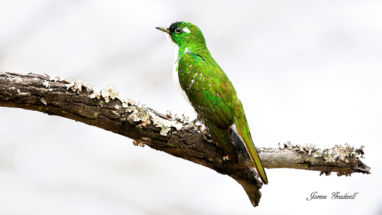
[183,27,190,33]
[185,47,192,54]
[230,123,245,143]
[165,34,191,105]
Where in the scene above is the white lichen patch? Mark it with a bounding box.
[125,105,135,113]
[165,110,192,125]
[306,143,316,155]
[101,89,109,102]
[324,153,336,163]
[81,82,93,91]
[106,84,119,100]
[118,97,135,108]
[42,73,65,82]
[159,125,171,136]
[42,80,50,88]
[13,77,23,83]
[313,149,322,158]
[5,75,23,84]
[139,118,151,127]
[50,75,62,82]
[120,98,129,108]
[149,110,183,136]
[115,105,120,110]
[40,98,47,105]
[128,113,140,122]
[137,109,150,122]
[73,80,82,92]
[90,88,101,99]
[125,105,151,126]
[90,84,119,103]
[65,81,74,90]
[127,106,142,122]
[65,79,92,93]
[278,141,365,163]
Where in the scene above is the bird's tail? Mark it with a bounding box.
[229,127,268,184]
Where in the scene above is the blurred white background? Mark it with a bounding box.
[0,0,381,214]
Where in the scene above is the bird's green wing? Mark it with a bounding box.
[177,53,238,162]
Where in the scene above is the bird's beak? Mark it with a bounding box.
[156,27,170,34]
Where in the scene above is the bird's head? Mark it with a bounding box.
[156,21,206,48]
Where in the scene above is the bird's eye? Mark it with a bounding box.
[175,28,182,34]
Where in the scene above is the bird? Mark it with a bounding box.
[156,21,268,184]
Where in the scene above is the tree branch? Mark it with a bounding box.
[0,72,370,207]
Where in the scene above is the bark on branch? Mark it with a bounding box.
[0,72,370,207]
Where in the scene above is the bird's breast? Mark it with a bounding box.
[173,55,192,105]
